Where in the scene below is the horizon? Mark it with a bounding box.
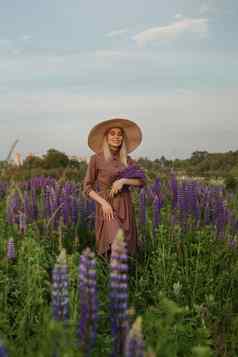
[2,144,238,163]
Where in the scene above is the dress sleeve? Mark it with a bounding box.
[83,154,98,198]
[127,155,147,188]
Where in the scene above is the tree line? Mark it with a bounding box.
[1,149,238,185]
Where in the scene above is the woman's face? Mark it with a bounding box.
[106,127,123,149]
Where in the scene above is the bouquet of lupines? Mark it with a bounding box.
[117,164,146,182]
[113,164,146,194]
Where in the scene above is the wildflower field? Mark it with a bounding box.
[0,174,238,356]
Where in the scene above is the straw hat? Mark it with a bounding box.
[88,118,142,153]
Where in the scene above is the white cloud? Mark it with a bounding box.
[133,18,208,46]
[0,35,32,50]
[198,0,224,16]
[199,3,209,14]
[175,13,182,19]
[105,28,129,38]
[0,38,11,48]
[21,35,32,41]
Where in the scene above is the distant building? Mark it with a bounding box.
[14,152,22,166]
[24,152,36,161]
[25,152,44,160]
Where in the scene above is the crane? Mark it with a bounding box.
[5,139,19,163]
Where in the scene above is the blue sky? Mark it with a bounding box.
[0,0,238,160]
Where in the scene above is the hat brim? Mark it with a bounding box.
[88,118,142,153]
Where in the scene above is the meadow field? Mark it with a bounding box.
[0,172,238,356]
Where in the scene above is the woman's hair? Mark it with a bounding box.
[102,127,128,166]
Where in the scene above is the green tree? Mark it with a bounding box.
[224,174,238,191]
[42,149,69,169]
[23,155,43,169]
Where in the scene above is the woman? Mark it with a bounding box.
[83,118,146,257]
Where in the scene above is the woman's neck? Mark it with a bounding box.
[109,145,120,155]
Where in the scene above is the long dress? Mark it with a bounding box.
[83,151,146,256]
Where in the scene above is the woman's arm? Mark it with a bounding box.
[109,173,146,197]
[88,189,107,205]
[83,155,114,221]
[83,154,98,198]
[88,190,114,221]
[120,177,144,187]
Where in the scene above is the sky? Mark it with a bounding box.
[0,0,238,161]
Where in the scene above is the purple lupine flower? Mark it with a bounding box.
[52,192,66,228]
[6,204,12,226]
[182,182,191,216]
[19,211,27,234]
[7,238,16,260]
[24,176,56,191]
[228,239,237,249]
[224,206,231,226]
[31,188,38,220]
[183,181,192,209]
[187,181,200,226]
[228,213,238,235]
[177,182,185,211]
[52,249,69,322]
[78,194,87,226]
[6,191,21,225]
[124,316,145,357]
[177,183,187,231]
[152,195,161,235]
[145,186,155,204]
[187,182,195,213]
[61,194,71,226]
[193,202,201,227]
[0,341,8,357]
[170,212,177,227]
[215,198,226,239]
[84,199,92,225]
[77,248,98,354]
[199,186,209,223]
[49,187,57,218]
[50,185,62,230]
[139,188,146,227]
[110,229,129,357]
[151,176,161,196]
[170,174,178,210]
[71,196,79,225]
[204,202,211,225]
[61,183,78,226]
[86,199,96,231]
[43,185,52,219]
[0,181,8,200]
[23,191,32,223]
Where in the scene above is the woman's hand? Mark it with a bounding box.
[101,200,114,221]
[109,179,126,198]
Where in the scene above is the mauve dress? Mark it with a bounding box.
[83,151,146,256]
